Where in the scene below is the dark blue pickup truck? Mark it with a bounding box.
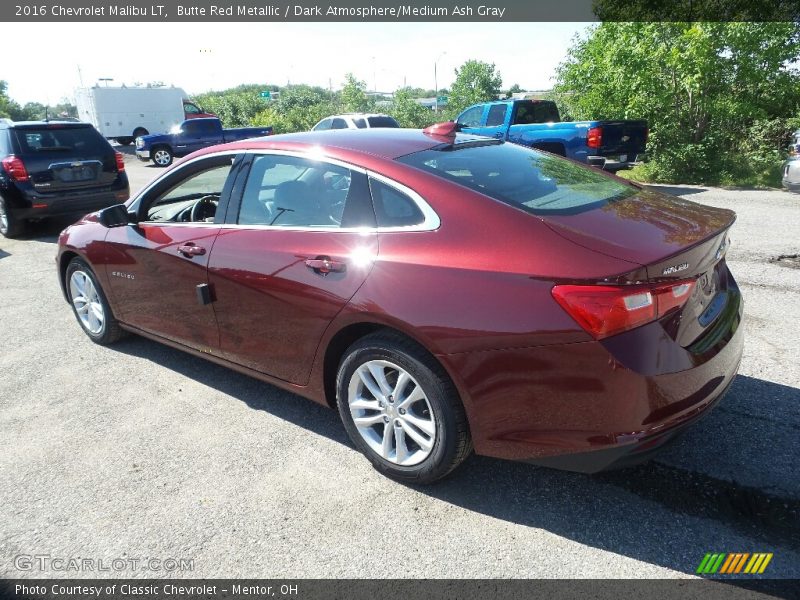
[455,99,648,171]
[135,117,272,167]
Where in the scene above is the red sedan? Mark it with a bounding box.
[56,124,743,483]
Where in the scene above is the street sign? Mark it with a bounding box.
[259,91,271,99]
[436,95,448,104]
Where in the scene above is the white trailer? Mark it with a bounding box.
[75,86,197,145]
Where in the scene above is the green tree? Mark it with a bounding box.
[389,88,437,128]
[340,73,372,112]
[553,22,800,186]
[505,83,523,98]
[447,60,503,114]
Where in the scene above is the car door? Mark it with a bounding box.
[479,104,510,139]
[207,152,378,385]
[176,120,211,156]
[103,153,246,351]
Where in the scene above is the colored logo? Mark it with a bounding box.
[697,553,773,575]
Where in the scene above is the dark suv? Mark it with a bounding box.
[0,121,129,238]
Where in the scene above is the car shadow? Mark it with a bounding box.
[646,184,708,196]
[112,335,800,580]
[0,248,10,259]
[13,217,77,244]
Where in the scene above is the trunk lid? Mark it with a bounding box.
[13,123,120,193]
[543,188,738,348]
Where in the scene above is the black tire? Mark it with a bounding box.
[151,145,173,167]
[65,258,127,345]
[337,332,472,484]
[0,196,25,238]
[132,127,148,139]
[116,137,133,146]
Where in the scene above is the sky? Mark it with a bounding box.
[3,22,591,105]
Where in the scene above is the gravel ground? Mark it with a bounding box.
[0,160,798,582]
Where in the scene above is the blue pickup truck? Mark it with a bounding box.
[455,99,648,171]
[135,117,272,167]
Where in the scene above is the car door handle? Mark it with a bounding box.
[178,243,206,257]
[305,258,346,274]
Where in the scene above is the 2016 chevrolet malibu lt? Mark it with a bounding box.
[56,124,743,484]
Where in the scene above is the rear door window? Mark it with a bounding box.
[486,104,508,127]
[352,118,367,129]
[237,154,375,228]
[368,178,424,227]
[330,118,348,130]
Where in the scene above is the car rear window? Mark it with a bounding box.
[14,126,109,157]
[397,141,636,215]
[367,116,399,128]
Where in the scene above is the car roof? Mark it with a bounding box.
[3,121,93,130]
[214,128,489,161]
[326,113,393,119]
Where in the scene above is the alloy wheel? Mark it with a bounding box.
[347,360,437,466]
[69,270,105,335]
[153,149,171,166]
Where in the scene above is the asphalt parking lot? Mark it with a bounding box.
[1,152,799,582]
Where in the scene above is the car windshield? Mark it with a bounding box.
[397,141,636,215]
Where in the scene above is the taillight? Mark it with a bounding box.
[115,151,125,172]
[587,126,602,149]
[551,280,696,340]
[1,155,29,182]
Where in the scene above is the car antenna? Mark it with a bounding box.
[44,106,49,122]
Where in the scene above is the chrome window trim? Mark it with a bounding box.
[132,148,441,233]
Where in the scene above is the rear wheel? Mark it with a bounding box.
[66,258,126,345]
[152,146,173,167]
[0,196,25,238]
[337,332,472,484]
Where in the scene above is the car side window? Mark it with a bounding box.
[237,154,372,228]
[331,118,348,129]
[353,118,367,129]
[143,158,235,223]
[457,106,484,128]
[183,122,199,136]
[368,178,424,227]
[486,104,507,127]
[184,103,200,114]
[314,119,332,131]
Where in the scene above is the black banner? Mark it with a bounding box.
[2,0,799,22]
[2,579,799,600]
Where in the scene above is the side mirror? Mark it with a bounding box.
[98,204,136,228]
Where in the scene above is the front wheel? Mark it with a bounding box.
[152,146,173,167]
[337,333,472,484]
[66,258,126,345]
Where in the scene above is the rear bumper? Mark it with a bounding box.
[441,285,744,472]
[11,185,129,220]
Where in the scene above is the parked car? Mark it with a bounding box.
[76,85,216,146]
[57,123,742,484]
[135,118,272,167]
[0,120,129,238]
[312,113,400,131]
[782,130,800,191]
[455,99,648,171]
